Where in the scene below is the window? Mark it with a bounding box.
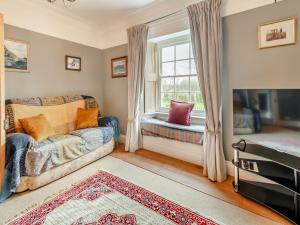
[158,40,204,113]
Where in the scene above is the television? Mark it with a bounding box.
[232,89,300,157]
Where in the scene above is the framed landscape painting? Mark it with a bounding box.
[65,55,81,71]
[111,56,128,78]
[4,39,30,72]
[258,17,297,49]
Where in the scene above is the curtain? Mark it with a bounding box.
[125,24,149,152]
[187,0,227,182]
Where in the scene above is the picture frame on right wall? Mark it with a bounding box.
[258,17,297,49]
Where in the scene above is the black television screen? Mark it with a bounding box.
[233,89,300,157]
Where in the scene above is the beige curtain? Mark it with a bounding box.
[187,0,227,182]
[125,24,149,152]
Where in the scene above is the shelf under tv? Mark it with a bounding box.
[232,139,300,224]
[234,158,296,192]
[234,179,297,222]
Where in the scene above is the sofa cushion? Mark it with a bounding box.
[71,127,113,151]
[25,127,114,176]
[76,108,99,130]
[25,134,82,176]
[142,117,204,145]
[19,114,55,142]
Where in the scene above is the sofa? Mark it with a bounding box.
[4,95,116,193]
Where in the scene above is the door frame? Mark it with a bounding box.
[0,13,5,191]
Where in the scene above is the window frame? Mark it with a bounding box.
[157,36,204,116]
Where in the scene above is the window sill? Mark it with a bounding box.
[144,111,205,125]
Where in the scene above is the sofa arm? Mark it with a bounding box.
[98,116,120,143]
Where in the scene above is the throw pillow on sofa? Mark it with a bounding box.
[19,114,55,142]
[76,108,99,130]
[167,100,194,126]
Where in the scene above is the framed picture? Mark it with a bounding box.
[258,17,297,49]
[4,39,30,72]
[111,56,128,78]
[65,55,81,71]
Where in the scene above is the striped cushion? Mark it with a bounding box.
[141,118,204,145]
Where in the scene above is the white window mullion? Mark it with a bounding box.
[174,44,176,101]
[173,76,175,100]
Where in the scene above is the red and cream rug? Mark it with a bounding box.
[9,171,217,225]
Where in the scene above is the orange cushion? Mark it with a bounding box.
[19,114,55,142]
[76,108,99,130]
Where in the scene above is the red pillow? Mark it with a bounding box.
[167,100,194,126]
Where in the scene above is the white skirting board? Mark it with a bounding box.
[119,134,270,182]
[119,134,126,145]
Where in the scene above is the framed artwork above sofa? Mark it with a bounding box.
[65,55,81,71]
[4,38,30,73]
[111,56,128,78]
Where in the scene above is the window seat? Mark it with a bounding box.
[141,117,204,145]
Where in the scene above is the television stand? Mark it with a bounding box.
[232,139,300,224]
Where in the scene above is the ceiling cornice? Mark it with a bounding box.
[0,0,285,50]
[101,0,283,49]
[0,0,104,48]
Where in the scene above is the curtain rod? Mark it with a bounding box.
[145,8,186,25]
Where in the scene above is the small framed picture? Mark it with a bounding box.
[5,39,30,73]
[65,55,81,71]
[111,56,128,78]
[258,17,297,49]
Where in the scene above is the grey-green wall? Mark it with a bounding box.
[102,0,300,160]
[5,25,105,108]
[103,44,128,134]
[6,0,299,160]
[222,0,300,160]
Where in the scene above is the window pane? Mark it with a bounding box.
[176,43,190,60]
[176,60,189,75]
[190,76,200,92]
[161,77,174,92]
[191,60,197,75]
[161,93,174,108]
[190,45,194,58]
[162,46,174,62]
[175,77,189,92]
[158,42,205,112]
[175,93,190,103]
[191,92,204,111]
[162,62,175,76]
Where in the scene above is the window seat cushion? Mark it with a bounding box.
[141,117,204,145]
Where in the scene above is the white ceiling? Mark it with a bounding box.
[37,0,161,27]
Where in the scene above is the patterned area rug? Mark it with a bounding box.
[9,171,217,225]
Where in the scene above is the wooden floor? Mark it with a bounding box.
[111,144,291,225]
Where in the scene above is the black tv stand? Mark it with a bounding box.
[232,139,300,224]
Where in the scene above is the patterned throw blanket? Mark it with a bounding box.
[26,127,114,176]
[98,116,120,143]
[0,127,114,202]
[0,133,35,202]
